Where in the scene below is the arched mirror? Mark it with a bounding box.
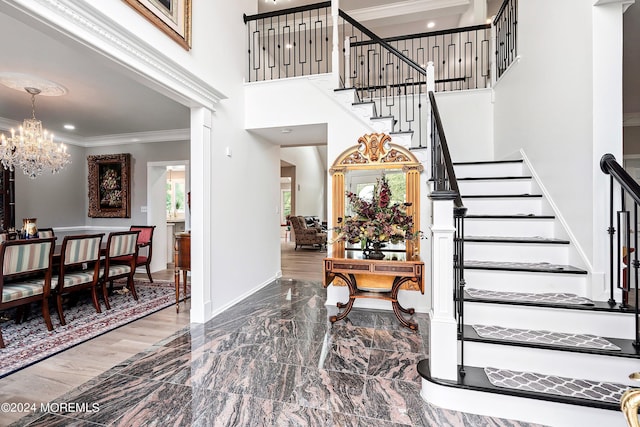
[329,133,423,259]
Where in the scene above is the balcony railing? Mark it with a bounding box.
[243,2,332,82]
[494,0,518,78]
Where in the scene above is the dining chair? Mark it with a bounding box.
[53,233,104,325]
[111,225,155,282]
[38,228,55,238]
[0,237,56,348]
[100,230,140,310]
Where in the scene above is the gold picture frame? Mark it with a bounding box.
[123,0,192,50]
[88,154,132,218]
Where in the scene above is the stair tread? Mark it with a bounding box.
[417,362,625,411]
[465,287,592,305]
[484,366,631,405]
[465,260,587,274]
[458,176,532,181]
[464,236,569,244]
[463,288,634,313]
[454,159,524,166]
[465,214,555,219]
[463,325,640,357]
[462,194,542,198]
[468,324,622,351]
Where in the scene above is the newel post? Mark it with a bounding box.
[429,192,458,381]
[331,0,340,87]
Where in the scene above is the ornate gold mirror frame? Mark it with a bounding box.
[329,133,423,258]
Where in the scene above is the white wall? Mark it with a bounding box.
[493,0,599,267]
[281,146,326,221]
[15,143,86,228]
[190,0,283,319]
[435,89,493,162]
[11,0,283,323]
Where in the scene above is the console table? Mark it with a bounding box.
[174,232,190,312]
[323,252,424,330]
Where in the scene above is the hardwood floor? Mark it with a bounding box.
[0,243,325,426]
[280,240,326,281]
[0,271,190,426]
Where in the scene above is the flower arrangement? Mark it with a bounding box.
[333,174,418,251]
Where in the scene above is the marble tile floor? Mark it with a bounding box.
[9,277,542,427]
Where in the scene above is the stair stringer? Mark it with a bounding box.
[519,149,613,302]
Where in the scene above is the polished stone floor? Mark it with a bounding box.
[10,276,541,426]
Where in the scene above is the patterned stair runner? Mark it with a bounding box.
[465,260,586,273]
[466,288,594,305]
[472,325,621,351]
[484,367,630,404]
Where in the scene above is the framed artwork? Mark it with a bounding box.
[122,0,192,50]
[88,154,132,218]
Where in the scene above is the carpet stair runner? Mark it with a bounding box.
[418,159,640,425]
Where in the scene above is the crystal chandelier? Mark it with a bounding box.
[0,87,71,179]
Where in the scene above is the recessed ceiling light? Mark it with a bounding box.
[427,21,436,29]
[63,124,75,130]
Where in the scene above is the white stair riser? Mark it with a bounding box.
[463,197,542,215]
[464,341,640,386]
[370,117,395,134]
[465,242,569,264]
[334,89,358,105]
[454,162,524,178]
[465,303,634,338]
[465,269,587,295]
[351,102,376,118]
[464,218,555,237]
[422,379,623,427]
[389,133,413,149]
[458,179,532,196]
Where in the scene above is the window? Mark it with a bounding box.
[166,166,186,219]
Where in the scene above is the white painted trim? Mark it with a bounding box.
[207,275,280,320]
[4,0,226,108]
[53,225,127,232]
[519,149,594,272]
[421,379,621,427]
[349,0,469,23]
[80,129,190,147]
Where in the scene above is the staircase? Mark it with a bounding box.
[332,86,416,149]
[419,159,639,427]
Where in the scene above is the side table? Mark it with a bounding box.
[174,232,191,312]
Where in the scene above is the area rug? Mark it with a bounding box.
[0,279,185,379]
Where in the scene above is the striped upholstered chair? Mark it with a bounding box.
[37,228,55,238]
[0,237,56,348]
[99,230,140,310]
[53,234,104,325]
[111,225,155,282]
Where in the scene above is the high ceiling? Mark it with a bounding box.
[0,1,636,147]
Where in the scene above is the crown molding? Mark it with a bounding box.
[81,129,190,147]
[0,117,188,147]
[624,112,640,127]
[349,0,470,23]
[2,0,226,109]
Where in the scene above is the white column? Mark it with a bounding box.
[591,0,628,301]
[429,197,458,381]
[331,0,340,87]
[189,107,213,323]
